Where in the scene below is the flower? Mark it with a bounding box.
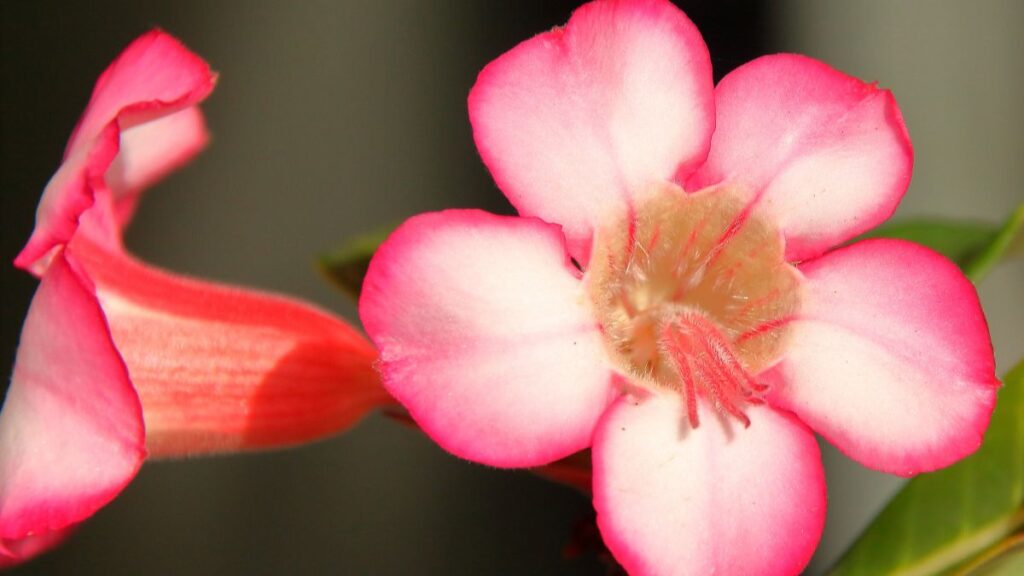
[0,30,388,564]
[358,0,1000,573]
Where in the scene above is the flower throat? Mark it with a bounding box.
[587,184,801,428]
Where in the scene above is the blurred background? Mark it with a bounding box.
[2,1,1021,574]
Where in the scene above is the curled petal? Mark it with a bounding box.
[768,239,998,476]
[469,0,714,263]
[64,30,215,158]
[593,393,825,576]
[67,236,386,457]
[105,106,209,229]
[0,252,145,543]
[360,210,615,467]
[15,125,121,275]
[16,30,216,271]
[688,54,913,261]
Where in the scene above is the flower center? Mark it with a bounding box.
[586,183,802,428]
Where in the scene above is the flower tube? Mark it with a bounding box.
[1,30,387,565]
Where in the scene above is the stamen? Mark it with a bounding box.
[702,333,769,393]
[691,353,751,428]
[676,352,701,429]
[586,184,801,429]
[660,312,765,429]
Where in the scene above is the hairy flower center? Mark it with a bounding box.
[587,183,802,427]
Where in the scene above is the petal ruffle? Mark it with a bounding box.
[64,30,214,158]
[593,393,825,576]
[688,54,913,262]
[65,235,387,458]
[469,0,714,263]
[768,239,998,476]
[0,252,145,541]
[360,210,615,467]
[16,30,215,270]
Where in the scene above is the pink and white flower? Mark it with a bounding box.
[1,30,387,564]
[359,0,999,573]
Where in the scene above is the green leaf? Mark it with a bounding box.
[860,220,997,263]
[972,546,1024,576]
[954,534,1024,575]
[860,203,1023,283]
[828,360,1024,576]
[962,204,1024,282]
[317,226,394,299]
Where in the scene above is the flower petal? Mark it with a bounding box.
[14,125,121,274]
[0,252,145,541]
[15,30,216,271]
[0,525,74,568]
[105,106,210,229]
[688,54,913,261]
[360,210,615,467]
[65,29,215,158]
[469,0,714,262]
[67,235,386,458]
[768,239,998,476]
[593,393,825,576]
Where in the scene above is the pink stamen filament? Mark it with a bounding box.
[675,350,701,429]
[660,312,765,429]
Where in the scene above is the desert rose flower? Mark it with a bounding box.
[358,0,999,574]
[0,30,386,564]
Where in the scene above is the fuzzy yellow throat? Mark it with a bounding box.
[586,183,803,428]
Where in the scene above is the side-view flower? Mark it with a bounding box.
[0,31,389,565]
[359,0,1000,574]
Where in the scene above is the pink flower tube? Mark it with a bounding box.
[0,31,388,565]
[359,1,1000,574]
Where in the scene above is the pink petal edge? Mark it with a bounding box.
[15,30,216,272]
[469,0,715,264]
[0,525,75,568]
[767,238,998,476]
[688,54,913,262]
[64,29,215,158]
[593,393,826,576]
[0,252,145,542]
[360,209,616,467]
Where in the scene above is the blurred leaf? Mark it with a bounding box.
[962,204,1024,282]
[861,220,997,262]
[828,360,1024,576]
[953,534,1024,575]
[861,203,1023,282]
[317,226,394,299]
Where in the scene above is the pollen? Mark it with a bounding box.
[586,183,802,427]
